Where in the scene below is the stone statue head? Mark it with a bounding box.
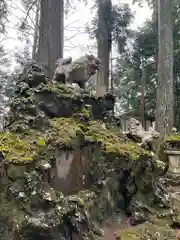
[86,54,102,76]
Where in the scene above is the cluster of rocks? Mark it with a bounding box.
[0,61,178,240]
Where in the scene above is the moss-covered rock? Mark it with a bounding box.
[0,117,153,165]
[0,62,172,240]
[0,132,41,164]
[0,114,164,239]
[86,121,150,160]
[34,82,115,119]
[120,217,176,239]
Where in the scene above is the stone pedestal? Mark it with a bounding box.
[165,150,180,173]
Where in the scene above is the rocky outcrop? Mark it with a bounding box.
[0,62,173,240]
[4,62,115,132]
[116,137,180,239]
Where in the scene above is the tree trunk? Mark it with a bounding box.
[96,0,112,92]
[156,0,173,137]
[36,0,64,78]
[32,0,40,60]
[140,61,146,128]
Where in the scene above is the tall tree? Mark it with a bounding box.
[129,0,174,136]
[96,0,112,91]
[32,0,40,60]
[88,3,133,92]
[156,0,173,137]
[0,0,9,130]
[36,0,64,77]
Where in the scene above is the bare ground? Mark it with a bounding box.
[102,217,130,240]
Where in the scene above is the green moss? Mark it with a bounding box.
[2,117,151,164]
[66,190,97,209]
[39,83,91,98]
[0,132,42,164]
[45,117,82,148]
[47,118,150,160]
[120,216,176,239]
[165,135,180,141]
[86,121,150,160]
[45,83,76,94]
[21,96,34,101]
[1,118,80,164]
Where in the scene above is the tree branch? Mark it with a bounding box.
[23,0,37,23]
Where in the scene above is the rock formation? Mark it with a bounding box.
[0,61,179,240]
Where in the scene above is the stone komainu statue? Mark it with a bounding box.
[53,54,101,89]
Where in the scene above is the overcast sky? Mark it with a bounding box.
[63,0,152,58]
[3,0,152,65]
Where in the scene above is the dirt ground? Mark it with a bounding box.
[102,217,130,240]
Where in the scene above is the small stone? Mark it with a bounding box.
[42,188,57,202]
[41,163,51,170]
[19,192,26,198]
[130,212,148,226]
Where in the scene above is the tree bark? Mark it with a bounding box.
[32,0,40,60]
[156,0,173,137]
[96,0,112,92]
[36,0,64,78]
[140,61,146,128]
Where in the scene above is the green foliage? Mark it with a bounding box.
[115,5,180,128]
[86,2,134,54]
[111,4,134,53]
[114,15,157,115]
